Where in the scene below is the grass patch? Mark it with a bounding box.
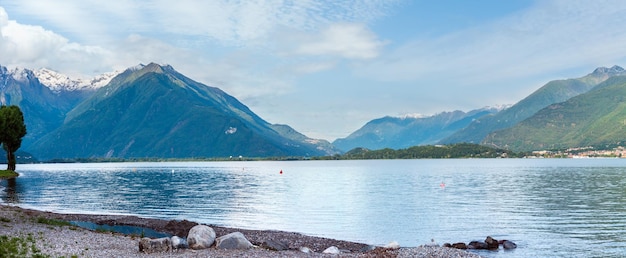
[35,217,72,227]
[95,227,115,234]
[0,234,50,258]
[0,170,18,179]
[1,218,11,223]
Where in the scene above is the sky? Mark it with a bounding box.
[2,0,626,141]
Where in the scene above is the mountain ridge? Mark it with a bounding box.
[27,63,337,159]
[439,65,626,145]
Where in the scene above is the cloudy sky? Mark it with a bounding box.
[2,0,626,141]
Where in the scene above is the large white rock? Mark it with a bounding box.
[215,232,253,249]
[187,225,216,249]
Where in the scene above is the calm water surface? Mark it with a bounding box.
[2,159,626,257]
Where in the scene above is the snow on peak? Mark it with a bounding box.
[397,113,427,119]
[482,104,511,111]
[34,68,120,92]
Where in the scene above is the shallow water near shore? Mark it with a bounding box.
[2,159,626,257]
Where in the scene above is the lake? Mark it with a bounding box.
[1,159,626,257]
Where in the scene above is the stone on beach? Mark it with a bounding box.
[138,237,172,253]
[261,239,290,251]
[215,232,253,249]
[451,242,467,249]
[467,240,488,249]
[171,235,188,249]
[502,240,518,249]
[485,236,499,250]
[322,246,340,254]
[384,241,400,249]
[187,225,216,249]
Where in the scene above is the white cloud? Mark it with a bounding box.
[0,7,113,77]
[295,23,386,59]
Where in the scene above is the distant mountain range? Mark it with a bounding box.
[337,65,626,153]
[2,62,626,160]
[332,107,502,152]
[0,63,337,160]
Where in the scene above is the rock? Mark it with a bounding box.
[468,241,488,249]
[215,232,253,250]
[384,241,400,249]
[171,236,188,249]
[262,239,290,251]
[138,237,172,253]
[187,225,216,250]
[323,246,340,254]
[359,245,376,252]
[299,246,312,253]
[443,243,452,248]
[502,240,517,249]
[485,236,499,250]
[451,242,467,249]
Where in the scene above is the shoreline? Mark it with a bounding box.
[0,204,483,257]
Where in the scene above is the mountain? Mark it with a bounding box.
[440,65,626,144]
[483,75,626,151]
[332,107,500,152]
[0,66,80,148]
[27,63,336,159]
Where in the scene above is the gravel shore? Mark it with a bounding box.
[0,204,482,257]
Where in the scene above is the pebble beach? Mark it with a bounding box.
[0,204,482,257]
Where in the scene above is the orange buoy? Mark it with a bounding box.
[280,170,283,174]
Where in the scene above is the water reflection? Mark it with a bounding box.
[2,178,20,203]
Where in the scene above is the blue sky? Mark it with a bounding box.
[1,0,626,141]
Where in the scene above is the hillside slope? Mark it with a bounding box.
[441,66,626,144]
[483,75,626,151]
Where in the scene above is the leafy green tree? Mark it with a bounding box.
[0,105,27,171]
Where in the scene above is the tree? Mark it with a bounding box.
[0,105,27,171]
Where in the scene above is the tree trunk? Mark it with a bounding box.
[6,150,16,171]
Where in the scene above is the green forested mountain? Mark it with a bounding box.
[440,66,626,144]
[483,75,626,151]
[28,63,335,159]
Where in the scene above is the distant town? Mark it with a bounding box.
[530,146,626,158]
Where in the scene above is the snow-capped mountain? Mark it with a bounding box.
[34,68,120,93]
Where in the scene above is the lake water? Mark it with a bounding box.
[2,159,626,257]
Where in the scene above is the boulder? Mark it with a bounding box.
[451,242,467,249]
[187,225,216,250]
[261,239,290,251]
[299,247,312,253]
[322,246,340,254]
[384,241,400,249]
[215,232,253,250]
[138,237,171,253]
[171,236,188,249]
[502,240,517,249]
[359,245,376,252]
[485,236,499,250]
[467,241,488,249]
